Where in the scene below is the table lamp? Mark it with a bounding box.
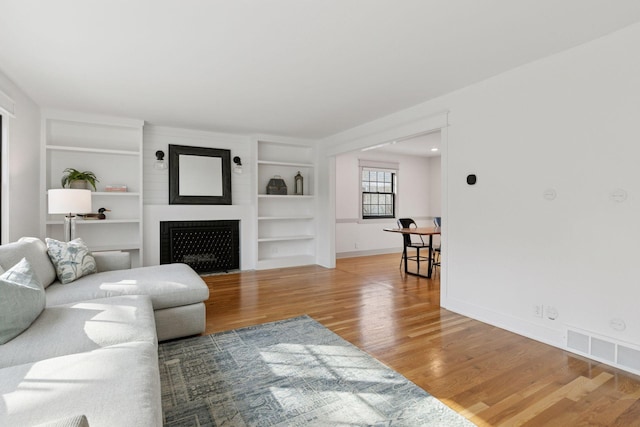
[47,189,92,241]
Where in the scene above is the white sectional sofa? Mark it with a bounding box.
[0,237,210,427]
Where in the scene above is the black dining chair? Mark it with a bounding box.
[432,217,441,274]
[397,218,431,271]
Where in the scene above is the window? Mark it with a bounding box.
[361,167,395,219]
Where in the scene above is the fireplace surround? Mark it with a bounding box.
[160,220,239,274]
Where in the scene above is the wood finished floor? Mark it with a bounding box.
[203,253,640,426]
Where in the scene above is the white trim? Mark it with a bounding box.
[1,114,9,243]
[358,159,399,170]
[336,216,434,224]
[439,127,449,305]
[42,109,142,128]
[336,247,402,259]
[324,110,449,157]
[359,164,398,221]
[0,89,15,118]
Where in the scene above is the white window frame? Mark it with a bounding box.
[358,159,399,222]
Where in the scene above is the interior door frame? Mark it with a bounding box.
[322,110,450,304]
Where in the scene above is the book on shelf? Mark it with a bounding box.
[105,185,127,192]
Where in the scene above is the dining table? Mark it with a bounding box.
[383,226,441,278]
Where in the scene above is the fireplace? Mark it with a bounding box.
[160,220,239,274]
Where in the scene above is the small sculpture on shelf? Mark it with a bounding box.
[79,207,111,220]
[294,171,303,195]
[267,175,287,195]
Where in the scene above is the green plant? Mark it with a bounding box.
[61,168,99,191]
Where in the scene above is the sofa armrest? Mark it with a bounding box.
[93,251,131,272]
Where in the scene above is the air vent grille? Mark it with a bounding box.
[566,327,640,376]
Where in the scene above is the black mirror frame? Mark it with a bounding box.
[169,144,232,205]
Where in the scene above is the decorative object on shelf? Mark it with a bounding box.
[47,189,92,241]
[61,168,99,191]
[233,156,243,174]
[267,175,287,195]
[294,171,303,195]
[105,184,128,192]
[154,150,167,170]
[78,207,111,220]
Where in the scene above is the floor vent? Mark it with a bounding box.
[566,327,640,375]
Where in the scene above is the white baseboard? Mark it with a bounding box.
[442,297,565,349]
[336,248,402,259]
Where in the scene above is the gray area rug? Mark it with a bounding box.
[159,315,475,426]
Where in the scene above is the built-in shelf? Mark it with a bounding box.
[92,192,140,197]
[46,219,141,225]
[257,160,314,168]
[42,110,144,267]
[91,243,141,252]
[256,139,317,269]
[46,145,140,156]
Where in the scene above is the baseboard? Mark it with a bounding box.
[336,248,401,259]
[442,297,565,349]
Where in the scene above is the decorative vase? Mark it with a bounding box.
[294,171,303,195]
[69,180,89,190]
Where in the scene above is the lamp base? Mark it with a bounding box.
[63,215,78,242]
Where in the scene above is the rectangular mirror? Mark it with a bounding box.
[169,145,232,205]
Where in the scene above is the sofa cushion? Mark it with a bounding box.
[34,415,90,427]
[0,238,57,288]
[46,263,209,310]
[0,295,156,368]
[0,258,45,344]
[0,341,161,427]
[46,238,97,284]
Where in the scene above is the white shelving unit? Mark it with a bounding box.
[41,110,144,267]
[256,140,316,269]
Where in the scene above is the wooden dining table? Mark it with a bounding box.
[383,226,441,278]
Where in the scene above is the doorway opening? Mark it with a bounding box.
[331,127,446,292]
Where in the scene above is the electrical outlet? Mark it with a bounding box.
[271,246,278,254]
[610,318,626,331]
[545,306,559,320]
[354,242,359,249]
[533,304,543,318]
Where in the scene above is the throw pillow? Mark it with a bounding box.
[45,238,97,284]
[0,257,45,344]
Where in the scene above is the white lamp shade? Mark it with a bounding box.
[48,189,92,214]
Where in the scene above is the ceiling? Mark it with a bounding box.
[2,1,640,139]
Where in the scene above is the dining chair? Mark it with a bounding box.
[432,217,441,274]
[397,218,431,271]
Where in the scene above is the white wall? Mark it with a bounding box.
[0,70,41,242]
[427,156,441,217]
[321,23,640,365]
[142,125,255,269]
[335,148,441,256]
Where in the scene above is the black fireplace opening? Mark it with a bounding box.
[160,220,240,274]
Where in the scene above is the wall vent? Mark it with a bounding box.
[566,327,640,376]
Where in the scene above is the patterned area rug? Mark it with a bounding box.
[159,315,475,426]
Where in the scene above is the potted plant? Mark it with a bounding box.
[61,168,99,191]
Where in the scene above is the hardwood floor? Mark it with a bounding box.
[203,253,640,426]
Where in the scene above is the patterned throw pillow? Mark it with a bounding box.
[45,238,97,284]
[0,257,45,344]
